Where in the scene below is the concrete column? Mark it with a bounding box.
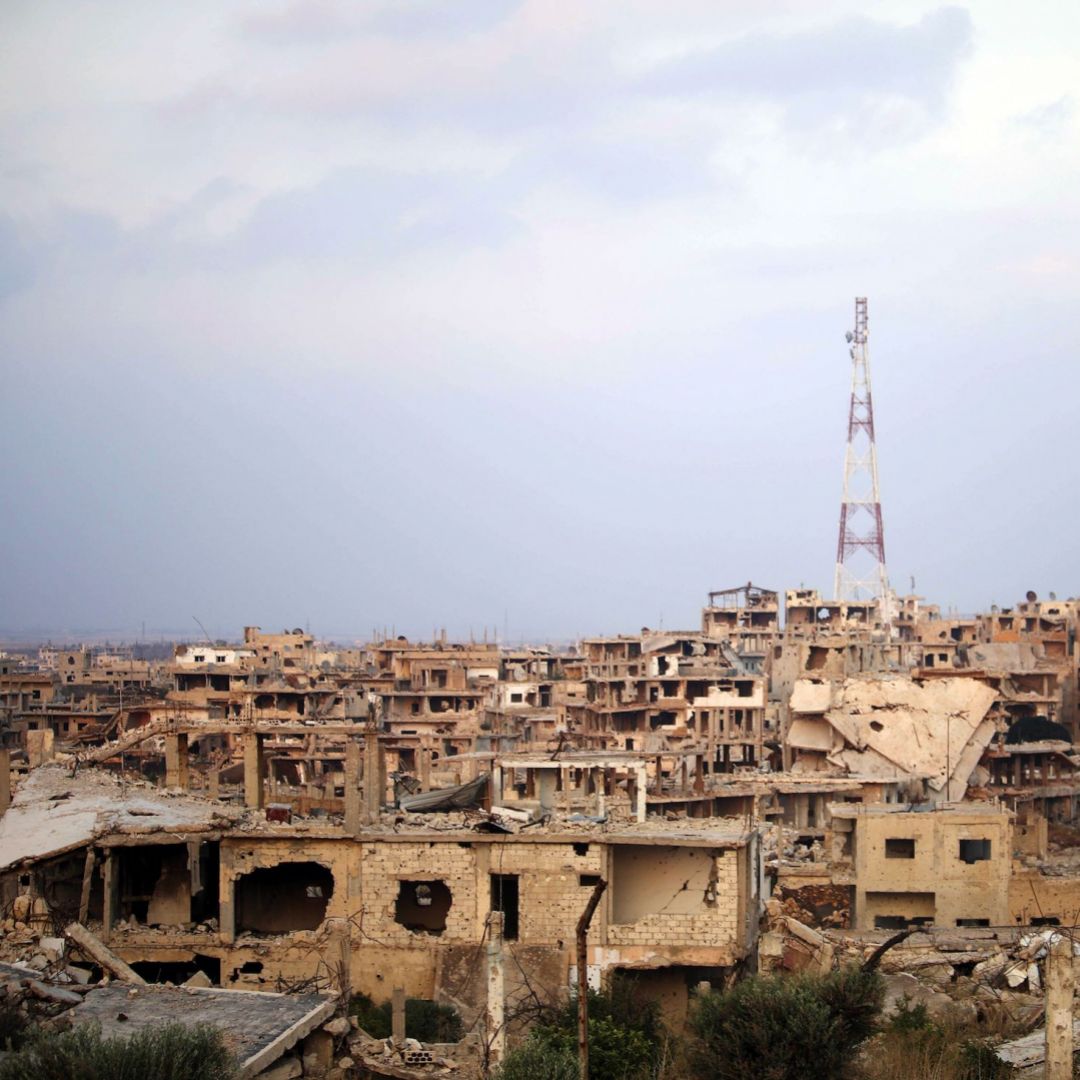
[378,739,388,813]
[1046,933,1075,1080]
[27,729,54,769]
[0,748,10,814]
[363,730,382,823]
[486,911,506,1066]
[635,766,648,822]
[243,733,265,809]
[344,737,362,834]
[561,767,572,811]
[536,770,555,816]
[332,919,352,1000]
[391,986,406,1044]
[164,733,190,790]
[419,745,433,791]
[490,764,503,806]
[219,844,236,944]
[102,849,118,943]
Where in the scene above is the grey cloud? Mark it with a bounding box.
[638,7,973,127]
[1013,95,1074,133]
[0,217,36,302]
[240,0,521,45]
[363,0,522,39]
[232,167,522,263]
[239,1,363,45]
[515,133,720,203]
[3,167,520,283]
[0,208,124,301]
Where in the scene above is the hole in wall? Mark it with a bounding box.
[395,880,452,935]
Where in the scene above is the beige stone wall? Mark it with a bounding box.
[1009,870,1080,926]
[359,841,479,946]
[119,833,754,1003]
[606,849,742,948]
[476,842,605,945]
[850,810,1011,929]
[1013,816,1048,859]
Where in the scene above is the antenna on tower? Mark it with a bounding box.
[834,298,891,612]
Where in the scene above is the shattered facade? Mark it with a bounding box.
[2,584,1080,1075]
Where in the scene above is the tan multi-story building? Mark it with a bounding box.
[830,804,1012,930]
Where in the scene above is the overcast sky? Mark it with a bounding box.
[1,1,1078,642]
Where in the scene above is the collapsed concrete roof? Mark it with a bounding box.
[0,764,242,871]
[69,984,335,1079]
[965,642,1052,672]
[788,676,998,801]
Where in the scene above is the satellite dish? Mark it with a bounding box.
[1026,590,1037,603]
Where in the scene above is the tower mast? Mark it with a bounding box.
[834,297,890,603]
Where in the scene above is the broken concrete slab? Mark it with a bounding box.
[68,983,335,1080]
[0,765,242,872]
[64,921,147,985]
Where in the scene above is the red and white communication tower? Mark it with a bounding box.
[833,297,891,603]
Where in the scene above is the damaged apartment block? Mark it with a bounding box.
[1,586,1080,1074]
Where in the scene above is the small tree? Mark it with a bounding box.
[689,967,884,1080]
[506,978,666,1080]
[495,1038,578,1080]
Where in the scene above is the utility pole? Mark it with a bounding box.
[834,298,891,614]
[576,878,607,1080]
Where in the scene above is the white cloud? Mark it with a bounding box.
[1,1,1079,630]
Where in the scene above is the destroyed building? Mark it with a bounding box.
[1,585,1079,1075]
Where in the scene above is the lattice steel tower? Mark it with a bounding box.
[833,297,890,602]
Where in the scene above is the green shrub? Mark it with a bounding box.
[0,1003,28,1051]
[498,977,668,1080]
[885,997,934,1036]
[690,967,884,1080]
[550,978,665,1057]
[348,993,463,1042]
[349,992,391,1037]
[516,978,667,1080]
[529,1015,655,1080]
[957,1039,1014,1080]
[817,966,885,1048]
[0,1021,238,1080]
[495,1038,578,1080]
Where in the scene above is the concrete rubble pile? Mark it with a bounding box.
[759,902,1080,1034]
[0,912,474,1078]
[0,589,1079,1070]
